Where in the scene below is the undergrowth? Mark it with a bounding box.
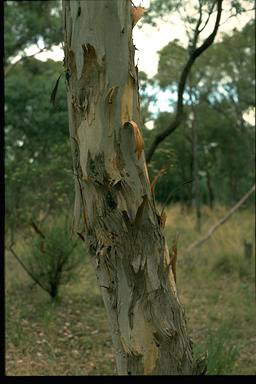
[5,204,256,375]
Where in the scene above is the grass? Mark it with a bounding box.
[5,204,256,375]
[5,247,115,376]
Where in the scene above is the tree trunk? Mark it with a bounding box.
[206,168,214,209]
[188,80,201,232]
[191,111,201,233]
[63,0,193,375]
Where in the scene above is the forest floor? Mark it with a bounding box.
[5,204,256,375]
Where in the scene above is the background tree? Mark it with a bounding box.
[145,0,223,163]
[144,18,255,209]
[5,0,71,239]
[5,58,73,238]
[4,0,62,75]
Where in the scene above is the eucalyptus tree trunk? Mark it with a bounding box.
[63,0,193,375]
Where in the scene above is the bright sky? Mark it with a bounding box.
[23,0,253,76]
[19,0,254,125]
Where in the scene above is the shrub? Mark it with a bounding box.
[212,252,241,275]
[23,216,85,299]
[213,252,252,279]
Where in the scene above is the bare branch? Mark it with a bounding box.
[129,0,137,8]
[8,243,50,295]
[4,47,47,77]
[220,6,255,26]
[182,184,255,255]
[198,1,217,33]
[31,221,45,239]
[191,0,204,51]
[146,0,223,163]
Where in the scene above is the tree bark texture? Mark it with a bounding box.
[63,0,193,375]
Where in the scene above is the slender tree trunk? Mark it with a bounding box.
[191,111,201,233]
[187,155,193,211]
[63,0,193,375]
[206,168,214,209]
[188,81,201,232]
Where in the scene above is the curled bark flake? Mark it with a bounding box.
[50,72,64,106]
[125,120,144,160]
[107,86,118,104]
[167,233,179,283]
[131,121,144,160]
[159,211,167,229]
[131,6,146,28]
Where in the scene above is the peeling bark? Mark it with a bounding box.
[63,0,193,375]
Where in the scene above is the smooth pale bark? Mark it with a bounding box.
[63,0,193,375]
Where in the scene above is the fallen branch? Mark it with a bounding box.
[183,184,255,255]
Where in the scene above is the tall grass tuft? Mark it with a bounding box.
[194,322,239,375]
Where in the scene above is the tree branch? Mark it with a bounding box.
[8,243,50,295]
[146,0,223,163]
[198,1,216,33]
[4,47,47,77]
[182,184,255,255]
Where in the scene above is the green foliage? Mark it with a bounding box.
[146,111,192,204]
[205,324,239,375]
[4,2,73,236]
[6,207,255,375]
[238,260,251,279]
[142,20,255,206]
[23,216,85,299]
[4,0,62,63]
[212,251,253,282]
[157,40,187,89]
[142,0,181,27]
[5,58,73,231]
[212,252,238,275]
[139,71,158,125]
[197,20,255,111]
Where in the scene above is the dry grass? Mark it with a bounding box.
[5,204,256,375]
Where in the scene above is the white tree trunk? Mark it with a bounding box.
[63,0,193,375]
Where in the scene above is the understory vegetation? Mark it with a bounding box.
[5,205,255,375]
